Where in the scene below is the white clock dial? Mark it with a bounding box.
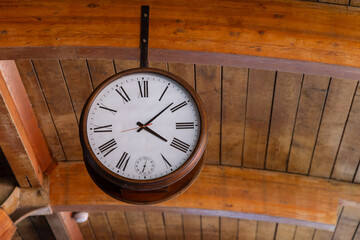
[86,72,201,180]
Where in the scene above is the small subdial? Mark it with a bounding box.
[135,156,155,177]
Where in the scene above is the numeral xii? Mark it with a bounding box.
[138,81,149,98]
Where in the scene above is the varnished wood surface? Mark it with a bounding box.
[2,0,360,72]
[0,209,15,240]
[50,161,360,230]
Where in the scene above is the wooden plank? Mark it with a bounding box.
[15,59,65,161]
[78,221,96,240]
[12,231,22,240]
[114,60,139,73]
[32,60,82,161]
[333,207,360,240]
[46,212,84,240]
[168,63,195,88]
[59,59,93,121]
[16,218,39,240]
[2,1,360,70]
[149,61,168,70]
[221,67,247,167]
[319,0,349,5]
[164,212,183,240]
[256,221,276,240]
[88,212,113,240]
[220,217,237,240]
[293,226,315,240]
[0,209,15,240]
[107,211,131,240]
[183,214,201,240]
[237,219,256,240]
[275,223,296,240]
[265,72,302,171]
[288,75,330,174]
[196,65,221,164]
[201,216,219,240]
[353,225,360,240]
[243,69,276,168]
[144,212,166,240]
[29,216,56,240]
[310,78,357,178]
[312,230,332,240]
[49,162,360,230]
[352,0,360,6]
[86,60,115,88]
[125,210,149,240]
[332,85,360,181]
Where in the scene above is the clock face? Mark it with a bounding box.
[85,72,201,181]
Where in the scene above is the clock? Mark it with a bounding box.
[79,68,207,204]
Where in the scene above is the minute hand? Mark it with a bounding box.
[137,102,173,132]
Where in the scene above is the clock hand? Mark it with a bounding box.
[137,102,173,132]
[121,123,152,133]
[142,160,147,173]
[136,122,168,142]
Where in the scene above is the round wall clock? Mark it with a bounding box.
[79,68,207,204]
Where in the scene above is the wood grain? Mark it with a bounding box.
[275,223,296,240]
[29,216,56,240]
[50,162,360,230]
[46,212,84,240]
[2,0,360,70]
[243,69,276,168]
[352,0,360,6]
[221,67,248,166]
[196,64,221,164]
[220,217,238,240]
[126,210,149,240]
[78,221,96,240]
[201,216,219,240]
[144,212,166,240]
[32,60,82,161]
[265,72,302,171]
[0,209,15,240]
[256,221,277,240]
[87,60,115,88]
[114,60,139,73]
[16,218,39,240]
[164,212,183,240]
[168,63,195,88]
[60,59,93,121]
[15,59,65,161]
[183,214,201,240]
[293,226,315,240]
[310,78,357,178]
[287,75,330,174]
[88,212,113,240]
[312,230,332,240]
[319,0,349,5]
[237,219,256,240]
[149,61,168,70]
[106,211,131,240]
[332,84,360,181]
[332,207,360,240]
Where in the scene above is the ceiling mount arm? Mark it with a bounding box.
[140,5,149,68]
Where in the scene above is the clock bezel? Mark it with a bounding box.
[79,67,207,191]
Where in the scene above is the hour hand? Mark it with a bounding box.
[137,122,167,142]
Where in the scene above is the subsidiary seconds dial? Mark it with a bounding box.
[85,70,201,180]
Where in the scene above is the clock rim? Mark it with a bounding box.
[79,67,208,190]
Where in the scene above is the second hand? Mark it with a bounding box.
[121,123,153,133]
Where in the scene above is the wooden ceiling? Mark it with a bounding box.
[1,0,360,239]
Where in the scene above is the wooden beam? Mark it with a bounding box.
[0,209,15,240]
[0,60,54,187]
[1,1,360,79]
[46,212,84,240]
[49,162,360,231]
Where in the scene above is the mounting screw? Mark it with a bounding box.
[144,13,148,17]
[142,39,147,43]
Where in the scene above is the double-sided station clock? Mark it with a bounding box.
[79,68,207,204]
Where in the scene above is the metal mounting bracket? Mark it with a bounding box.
[140,6,150,68]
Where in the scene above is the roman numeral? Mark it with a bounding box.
[158,86,168,101]
[116,86,131,103]
[170,138,190,153]
[161,153,172,168]
[94,124,112,133]
[171,101,187,112]
[138,81,149,98]
[99,104,117,115]
[116,152,130,171]
[176,122,194,129]
[98,138,117,157]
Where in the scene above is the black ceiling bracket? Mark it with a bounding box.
[140,6,149,68]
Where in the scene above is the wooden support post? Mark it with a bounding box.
[46,212,84,240]
[0,60,54,187]
[49,162,360,231]
[0,209,15,240]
